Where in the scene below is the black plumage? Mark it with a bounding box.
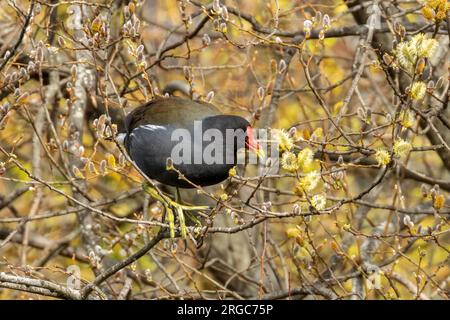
[123,97,256,188]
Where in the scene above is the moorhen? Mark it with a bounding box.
[121,96,261,188]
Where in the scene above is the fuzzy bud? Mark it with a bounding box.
[257,86,265,101]
[205,91,214,103]
[212,0,222,14]
[99,159,107,176]
[288,127,297,137]
[323,14,331,28]
[279,59,287,74]
[221,6,229,21]
[202,33,211,46]
[436,76,445,90]
[403,215,414,229]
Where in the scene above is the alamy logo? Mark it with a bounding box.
[169,121,279,171]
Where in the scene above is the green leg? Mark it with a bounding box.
[142,182,208,239]
[175,187,182,204]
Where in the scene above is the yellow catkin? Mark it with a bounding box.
[421,6,435,20]
[434,194,445,211]
[375,149,391,166]
[281,151,299,172]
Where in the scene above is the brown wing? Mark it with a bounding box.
[124,97,222,133]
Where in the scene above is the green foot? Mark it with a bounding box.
[142,182,209,239]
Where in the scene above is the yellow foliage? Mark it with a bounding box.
[285,227,301,238]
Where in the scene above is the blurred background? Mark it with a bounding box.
[0,0,448,299]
